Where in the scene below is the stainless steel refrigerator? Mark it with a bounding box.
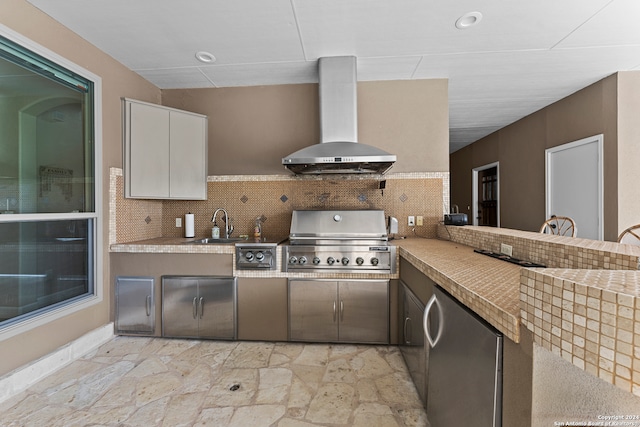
[424,286,503,427]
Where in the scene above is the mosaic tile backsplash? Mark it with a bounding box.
[111,168,449,244]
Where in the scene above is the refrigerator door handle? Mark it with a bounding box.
[424,294,443,347]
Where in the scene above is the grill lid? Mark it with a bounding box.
[289,210,388,243]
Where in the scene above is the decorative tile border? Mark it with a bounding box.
[108,167,122,246]
[206,171,449,182]
[520,268,640,397]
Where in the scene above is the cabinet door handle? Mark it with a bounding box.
[340,300,344,321]
[199,297,204,319]
[424,294,443,348]
[403,317,411,345]
[145,295,151,317]
[333,301,337,322]
[193,297,198,319]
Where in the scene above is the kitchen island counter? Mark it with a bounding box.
[394,238,523,342]
[397,234,640,398]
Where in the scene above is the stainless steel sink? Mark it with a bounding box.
[185,237,246,245]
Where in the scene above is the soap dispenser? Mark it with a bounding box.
[253,217,262,239]
[212,221,220,239]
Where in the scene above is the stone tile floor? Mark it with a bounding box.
[0,337,429,426]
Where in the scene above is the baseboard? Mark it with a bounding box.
[0,322,114,404]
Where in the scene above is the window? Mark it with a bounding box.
[0,26,101,333]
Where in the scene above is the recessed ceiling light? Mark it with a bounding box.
[195,51,216,63]
[455,11,483,29]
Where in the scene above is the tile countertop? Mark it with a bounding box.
[394,238,523,343]
[110,237,237,254]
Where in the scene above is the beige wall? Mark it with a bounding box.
[1,1,449,376]
[450,73,631,241]
[616,72,640,235]
[0,0,160,375]
[162,79,449,175]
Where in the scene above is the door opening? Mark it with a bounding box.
[473,162,500,227]
[472,162,499,227]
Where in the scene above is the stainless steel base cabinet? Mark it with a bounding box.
[115,276,155,335]
[425,286,503,427]
[399,281,427,406]
[289,279,389,344]
[162,276,236,340]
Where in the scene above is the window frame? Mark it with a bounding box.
[0,24,103,341]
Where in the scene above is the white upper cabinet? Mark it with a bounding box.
[123,98,207,200]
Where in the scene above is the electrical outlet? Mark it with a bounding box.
[408,216,415,227]
[417,216,423,226]
[176,217,182,227]
[500,243,513,257]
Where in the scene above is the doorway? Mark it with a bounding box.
[472,162,499,227]
[545,134,603,240]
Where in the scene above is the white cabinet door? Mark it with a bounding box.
[128,102,170,198]
[124,98,207,200]
[169,110,207,199]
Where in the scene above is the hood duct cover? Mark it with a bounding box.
[282,56,396,175]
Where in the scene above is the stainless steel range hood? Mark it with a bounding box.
[282,56,396,175]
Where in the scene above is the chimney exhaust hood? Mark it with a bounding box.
[282,56,396,175]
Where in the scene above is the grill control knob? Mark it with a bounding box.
[298,256,307,265]
[288,256,298,264]
[356,257,364,265]
[255,251,265,261]
[245,251,254,261]
[313,257,321,265]
[341,257,349,265]
[327,257,336,265]
[371,257,379,266]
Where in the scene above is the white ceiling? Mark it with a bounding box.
[26,0,640,152]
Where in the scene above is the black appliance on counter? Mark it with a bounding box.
[444,213,468,226]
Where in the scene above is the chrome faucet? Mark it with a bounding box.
[211,208,234,239]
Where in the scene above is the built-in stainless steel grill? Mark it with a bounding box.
[283,210,397,274]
